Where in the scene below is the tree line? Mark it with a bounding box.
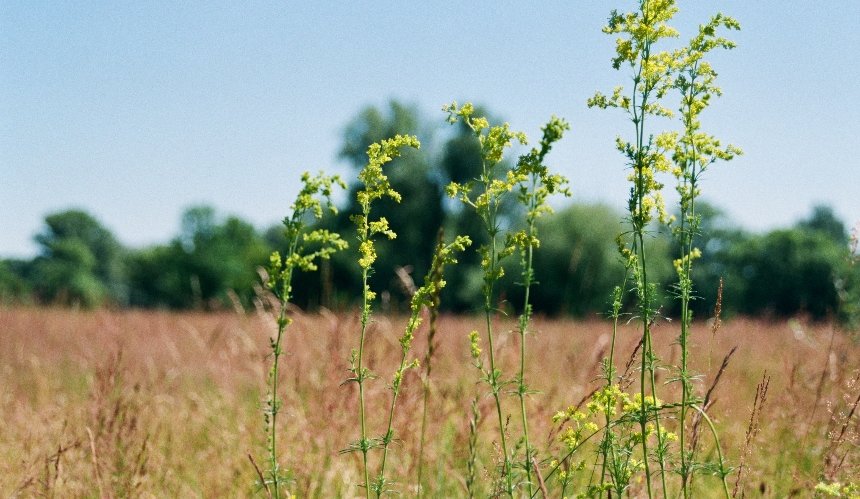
[2,101,857,325]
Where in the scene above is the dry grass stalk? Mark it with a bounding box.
[733,371,771,497]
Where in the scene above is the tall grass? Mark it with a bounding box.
[0,308,860,497]
[3,309,860,496]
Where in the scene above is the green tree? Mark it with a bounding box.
[0,259,31,304]
[29,209,125,307]
[723,210,850,320]
[128,206,270,309]
[665,201,749,318]
[798,204,848,245]
[526,204,627,316]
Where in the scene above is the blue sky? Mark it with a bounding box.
[2,1,858,258]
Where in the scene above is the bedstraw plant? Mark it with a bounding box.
[511,115,571,496]
[584,1,740,497]
[342,135,420,498]
[668,13,741,497]
[261,171,348,498]
[445,102,570,497]
[588,2,682,493]
[254,4,744,497]
[375,233,471,495]
[445,102,526,497]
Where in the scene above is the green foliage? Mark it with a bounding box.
[29,209,125,308]
[320,100,509,313]
[586,2,739,497]
[325,102,444,310]
[128,206,270,310]
[0,260,30,304]
[445,101,528,497]
[529,204,627,316]
[725,227,849,320]
[376,234,470,496]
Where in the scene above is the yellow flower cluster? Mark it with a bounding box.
[468,330,481,360]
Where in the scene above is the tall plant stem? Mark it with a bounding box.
[630,24,668,491]
[693,405,730,499]
[357,266,372,499]
[517,176,539,497]
[417,230,443,498]
[416,357,431,499]
[678,68,700,498]
[599,281,625,493]
[377,354,404,497]
[678,184,696,499]
[378,308,425,496]
[630,58,655,499]
[485,229,512,496]
[267,236,298,499]
[269,304,287,499]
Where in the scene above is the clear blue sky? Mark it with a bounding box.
[2,1,858,258]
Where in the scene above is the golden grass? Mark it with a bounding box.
[1,306,857,497]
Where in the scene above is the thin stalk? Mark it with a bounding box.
[357,265,372,499]
[631,25,667,495]
[417,370,431,498]
[678,66,700,498]
[376,357,403,496]
[416,356,432,498]
[485,231,511,496]
[269,300,286,498]
[599,282,626,494]
[631,57,657,499]
[267,235,298,499]
[417,230,444,498]
[517,175,539,497]
[678,171,695,499]
[691,405,730,499]
[466,396,481,499]
[377,311,422,496]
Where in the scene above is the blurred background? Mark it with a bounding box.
[2,2,858,322]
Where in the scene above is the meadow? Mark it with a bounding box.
[2,307,858,497]
[3,2,858,498]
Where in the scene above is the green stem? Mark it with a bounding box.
[517,175,539,497]
[268,234,298,499]
[358,265,371,499]
[417,229,444,498]
[377,312,422,497]
[599,281,625,494]
[692,405,730,499]
[417,378,430,498]
[484,216,512,496]
[679,67,700,498]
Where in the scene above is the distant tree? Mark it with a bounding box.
[28,209,125,307]
[715,206,854,320]
[128,206,270,309]
[526,204,627,316]
[0,259,31,304]
[798,204,848,245]
[726,229,845,319]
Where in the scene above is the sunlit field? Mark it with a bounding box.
[2,307,857,497]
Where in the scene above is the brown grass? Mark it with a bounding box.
[1,306,858,497]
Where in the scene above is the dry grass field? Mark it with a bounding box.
[2,306,858,497]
